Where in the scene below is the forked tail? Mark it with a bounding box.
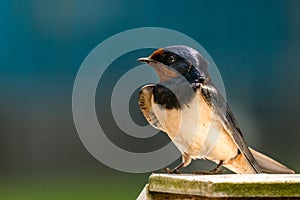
[250,148,295,174]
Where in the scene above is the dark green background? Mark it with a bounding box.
[1,1,300,199]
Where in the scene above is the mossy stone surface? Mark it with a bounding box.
[148,174,300,198]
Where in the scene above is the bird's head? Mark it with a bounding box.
[137,45,209,83]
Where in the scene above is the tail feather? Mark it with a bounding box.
[250,148,295,174]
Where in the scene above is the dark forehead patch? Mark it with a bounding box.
[150,48,164,58]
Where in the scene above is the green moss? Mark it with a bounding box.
[148,174,300,197]
[213,182,300,197]
[149,175,212,196]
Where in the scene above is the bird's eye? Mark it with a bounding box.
[167,55,176,63]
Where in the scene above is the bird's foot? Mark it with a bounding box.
[191,168,225,175]
[192,160,225,175]
[162,167,181,174]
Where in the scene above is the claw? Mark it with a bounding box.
[163,167,181,174]
[191,160,224,175]
[191,169,225,175]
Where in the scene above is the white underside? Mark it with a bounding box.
[151,90,238,161]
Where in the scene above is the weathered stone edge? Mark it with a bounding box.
[148,174,300,197]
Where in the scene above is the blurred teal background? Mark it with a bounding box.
[1,0,300,199]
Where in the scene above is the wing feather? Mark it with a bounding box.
[200,82,262,173]
[138,84,165,131]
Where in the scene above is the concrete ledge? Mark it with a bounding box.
[137,174,300,199]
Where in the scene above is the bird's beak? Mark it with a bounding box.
[137,57,153,63]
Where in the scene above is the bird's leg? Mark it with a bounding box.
[192,160,224,175]
[210,160,224,174]
[163,153,191,174]
[163,162,184,174]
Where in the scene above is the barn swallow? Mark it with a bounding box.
[137,45,294,174]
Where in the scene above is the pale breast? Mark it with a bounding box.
[151,90,238,161]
